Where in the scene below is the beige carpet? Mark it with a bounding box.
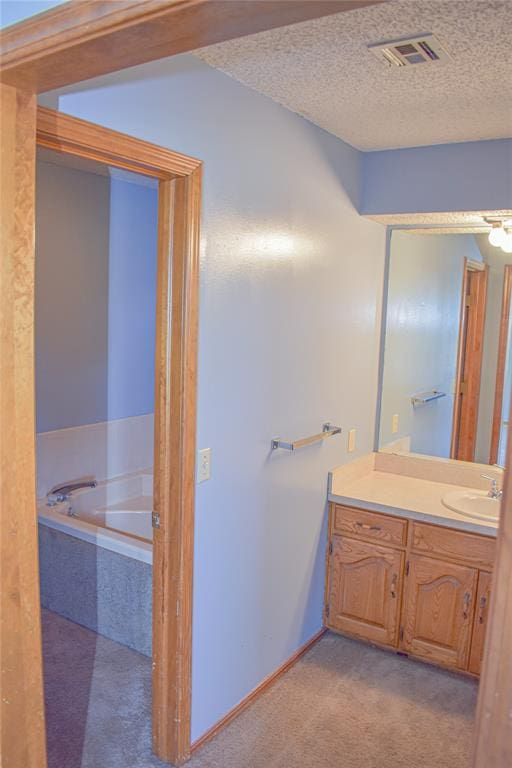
[189,631,477,768]
[43,611,477,768]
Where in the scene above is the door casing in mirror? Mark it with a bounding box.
[451,259,488,462]
[490,265,512,466]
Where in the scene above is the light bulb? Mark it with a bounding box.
[501,231,512,254]
[489,224,506,247]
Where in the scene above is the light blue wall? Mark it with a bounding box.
[108,179,158,421]
[35,162,158,433]
[0,0,68,28]
[48,54,385,740]
[362,139,512,215]
[35,160,110,433]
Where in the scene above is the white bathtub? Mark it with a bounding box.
[37,471,153,564]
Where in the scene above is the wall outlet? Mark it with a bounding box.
[347,428,356,453]
[197,448,211,483]
[392,414,399,434]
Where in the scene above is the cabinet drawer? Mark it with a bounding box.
[411,522,495,570]
[332,505,407,547]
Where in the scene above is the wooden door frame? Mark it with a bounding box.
[489,265,512,465]
[0,0,381,93]
[42,109,201,765]
[450,258,488,461]
[2,103,202,767]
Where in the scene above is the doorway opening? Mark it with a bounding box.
[36,146,157,764]
[34,107,201,766]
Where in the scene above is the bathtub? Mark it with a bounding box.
[38,471,154,656]
[38,471,153,563]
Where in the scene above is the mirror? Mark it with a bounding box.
[378,228,512,465]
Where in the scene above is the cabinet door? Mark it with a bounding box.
[401,554,477,670]
[327,535,403,647]
[468,571,492,675]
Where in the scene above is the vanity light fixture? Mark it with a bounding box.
[488,222,506,247]
[485,218,512,253]
[501,231,512,254]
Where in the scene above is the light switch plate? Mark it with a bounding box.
[197,448,211,483]
[348,428,356,453]
[392,414,399,434]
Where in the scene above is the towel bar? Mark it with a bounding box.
[411,390,446,406]
[271,423,341,451]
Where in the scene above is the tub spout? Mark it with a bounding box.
[47,480,97,507]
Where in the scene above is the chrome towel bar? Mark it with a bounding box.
[411,390,446,406]
[271,423,342,451]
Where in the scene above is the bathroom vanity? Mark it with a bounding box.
[324,453,499,676]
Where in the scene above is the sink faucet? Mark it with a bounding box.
[481,474,502,500]
[47,480,97,507]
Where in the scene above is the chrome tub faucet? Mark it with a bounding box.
[47,479,97,507]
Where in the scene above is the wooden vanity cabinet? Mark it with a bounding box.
[325,504,495,676]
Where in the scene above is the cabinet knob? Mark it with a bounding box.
[479,595,487,624]
[390,572,398,599]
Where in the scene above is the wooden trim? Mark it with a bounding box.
[152,170,201,765]
[472,420,512,766]
[451,259,470,458]
[0,83,47,768]
[460,266,488,461]
[0,0,383,93]
[190,628,327,755]
[489,265,512,465]
[451,260,488,461]
[36,106,200,179]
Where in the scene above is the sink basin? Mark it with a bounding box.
[442,489,500,522]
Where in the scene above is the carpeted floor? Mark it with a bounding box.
[42,609,477,768]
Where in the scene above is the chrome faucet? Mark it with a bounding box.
[47,479,97,507]
[481,474,502,500]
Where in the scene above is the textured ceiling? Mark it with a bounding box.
[195,0,512,150]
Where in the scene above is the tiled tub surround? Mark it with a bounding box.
[36,413,154,498]
[38,471,153,656]
[328,452,502,537]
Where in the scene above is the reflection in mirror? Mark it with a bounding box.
[490,266,512,466]
[378,229,512,465]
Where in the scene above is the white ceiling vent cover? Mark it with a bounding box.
[368,34,449,68]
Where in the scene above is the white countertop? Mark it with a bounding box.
[328,454,500,538]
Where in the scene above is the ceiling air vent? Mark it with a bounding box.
[368,34,449,67]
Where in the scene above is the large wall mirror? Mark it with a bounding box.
[378,227,512,466]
